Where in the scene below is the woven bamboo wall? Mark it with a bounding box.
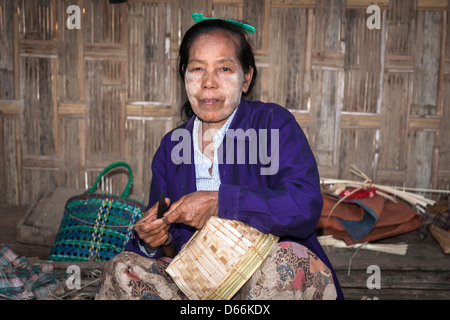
[0,0,449,206]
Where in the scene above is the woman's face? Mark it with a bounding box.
[184,30,253,127]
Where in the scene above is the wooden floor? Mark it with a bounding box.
[326,231,450,299]
[1,204,449,300]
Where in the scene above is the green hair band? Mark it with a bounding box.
[192,13,255,34]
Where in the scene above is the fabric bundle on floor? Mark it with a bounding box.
[317,193,422,245]
[419,195,450,236]
[419,195,450,254]
[0,246,67,300]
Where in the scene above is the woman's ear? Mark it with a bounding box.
[242,66,254,94]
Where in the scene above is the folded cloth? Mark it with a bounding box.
[418,195,450,239]
[317,193,422,245]
[0,246,67,300]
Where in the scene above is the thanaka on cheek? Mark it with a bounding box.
[184,68,245,125]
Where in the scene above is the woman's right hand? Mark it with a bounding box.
[135,198,171,248]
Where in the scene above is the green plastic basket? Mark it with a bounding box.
[49,162,145,262]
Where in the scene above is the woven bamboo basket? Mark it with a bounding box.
[165,216,279,300]
[429,224,450,254]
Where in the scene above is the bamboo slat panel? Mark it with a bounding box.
[85,59,125,159]
[20,56,56,157]
[57,0,84,102]
[21,168,57,206]
[58,117,83,190]
[0,0,14,100]
[386,0,416,56]
[378,73,410,172]
[243,0,269,53]
[268,7,308,110]
[0,116,21,204]
[84,0,126,44]
[212,4,242,21]
[406,130,435,189]
[127,1,171,102]
[125,117,171,203]
[17,0,55,41]
[84,167,131,200]
[343,9,382,114]
[412,11,442,115]
[338,129,379,181]
[0,101,20,115]
[446,5,450,60]
[309,69,341,167]
[438,73,450,190]
[313,0,343,53]
[171,0,211,48]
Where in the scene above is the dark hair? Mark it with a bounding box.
[178,19,258,121]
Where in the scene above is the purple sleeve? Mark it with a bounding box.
[217,116,323,240]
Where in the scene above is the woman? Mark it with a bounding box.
[96,16,343,300]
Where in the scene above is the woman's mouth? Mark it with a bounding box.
[201,99,220,105]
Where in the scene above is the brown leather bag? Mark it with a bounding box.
[317,193,422,245]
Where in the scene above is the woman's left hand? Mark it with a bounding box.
[163,191,219,229]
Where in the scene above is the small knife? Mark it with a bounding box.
[157,190,168,219]
[157,191,177,258]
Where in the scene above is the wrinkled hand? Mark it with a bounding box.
[163,191,218,229]
[135,198,171,248]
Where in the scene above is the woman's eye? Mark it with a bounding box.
[221,67,231,72]
[188,66,202,72]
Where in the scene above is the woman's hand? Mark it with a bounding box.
[163,191,218,229]
[135,198,171,248]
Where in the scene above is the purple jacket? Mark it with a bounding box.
[125,98,343,299]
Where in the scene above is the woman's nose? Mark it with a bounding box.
[202,70,218,89]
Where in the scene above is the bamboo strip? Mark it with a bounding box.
[318,235,408,255]
[195,254,214,281]
[0,101,20,115]
[320,165,438,215]
[321,178,435,208]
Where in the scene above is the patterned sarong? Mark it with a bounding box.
[95,241,337,300]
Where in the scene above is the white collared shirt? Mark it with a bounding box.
[193,108,237,191]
